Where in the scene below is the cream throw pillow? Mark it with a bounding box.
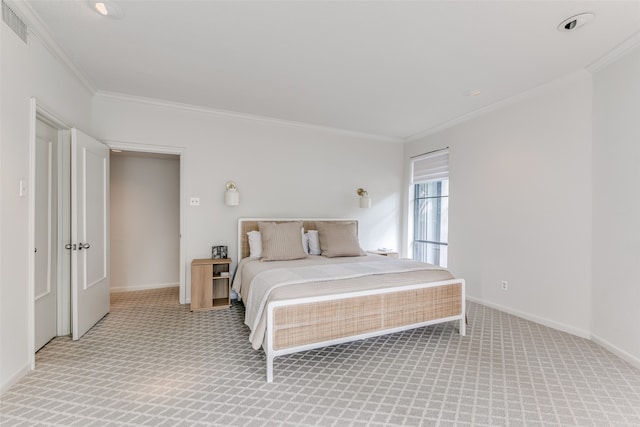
[315,222,365,258]
[258,221,308,261]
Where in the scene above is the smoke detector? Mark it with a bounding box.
[558,13,594,32]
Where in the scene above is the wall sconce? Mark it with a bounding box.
[224,181,240,206]
[357,188,371,209]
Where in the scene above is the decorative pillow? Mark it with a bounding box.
[247,230,262,258]
[315,222,365,258]
[258,221,308,261]
[307,230,321,255]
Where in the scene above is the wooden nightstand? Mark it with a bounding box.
[190,258,231,311]
[367,250,399,258]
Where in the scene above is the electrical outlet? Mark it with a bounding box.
[501,280,509,291]
[190,197,200,206]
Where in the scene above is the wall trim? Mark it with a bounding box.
[110,283,179,293]
[0,362,31,394]
[404,71,591,142]
[95,91,403,144]
[591,334,640,371]
[467,295,591,339]
[106,140,185,156]
[587,30,640,74]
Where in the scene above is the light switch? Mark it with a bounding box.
[190,197,200,206]
[19,179,27,197]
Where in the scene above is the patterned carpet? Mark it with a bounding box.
[1,287,640,426]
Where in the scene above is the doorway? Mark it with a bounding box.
[109,151,181,294]
[106,142,186,303]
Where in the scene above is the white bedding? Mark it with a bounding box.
[232,255,454,349]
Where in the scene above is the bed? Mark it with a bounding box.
[232,218,466,382]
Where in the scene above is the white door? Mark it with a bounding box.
[34,119,58,351]
[71,128,110,340]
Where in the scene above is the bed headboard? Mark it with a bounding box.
[237,218,358,261]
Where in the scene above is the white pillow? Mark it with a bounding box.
[247,230,262,258]
[302,231,310,255]
[307,230,321,255]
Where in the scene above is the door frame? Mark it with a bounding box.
[105,140,187,303]
[28,98,70,369]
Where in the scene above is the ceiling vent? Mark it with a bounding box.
[2,0,27,43]
[558,13,594,32]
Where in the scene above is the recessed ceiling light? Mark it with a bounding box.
[89,1,123,19]
[464,89,482,97]
[94,2,108,15]
[558,13,594,32]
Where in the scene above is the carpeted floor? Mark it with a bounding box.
[1,287,639,426]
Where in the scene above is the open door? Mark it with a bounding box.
[71,128,110,340]
[34,118,58,351]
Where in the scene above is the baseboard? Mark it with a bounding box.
[110,282,179,293]
[591,334,640,371]
[466,296,591,339]
[1,362,31,394]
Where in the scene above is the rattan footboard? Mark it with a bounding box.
[265,279,465,382]
[272,282,462,350]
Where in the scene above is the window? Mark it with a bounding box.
[411,149,449,267]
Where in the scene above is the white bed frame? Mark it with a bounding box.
[237,218,466,382]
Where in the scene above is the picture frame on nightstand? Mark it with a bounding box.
[211,245,228,259]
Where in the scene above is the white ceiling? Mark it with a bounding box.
[20,0,640,140]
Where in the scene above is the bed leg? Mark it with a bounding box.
[459,318,466,336]
[266,354,274,383]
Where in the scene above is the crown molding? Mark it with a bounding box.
[404,70,591,143]
[95,91,403,143]
[587,30,640,74]
[6,0,96,95]
[405,32,640,143]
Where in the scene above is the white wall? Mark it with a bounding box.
[110,153,180,292]
[92,95,405,303]
[404,71,593,337]
[1,22,93,391]
[592,46,640,366]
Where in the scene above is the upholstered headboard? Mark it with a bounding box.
[237,218,358,261]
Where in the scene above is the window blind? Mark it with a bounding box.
[411,148,449,184]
